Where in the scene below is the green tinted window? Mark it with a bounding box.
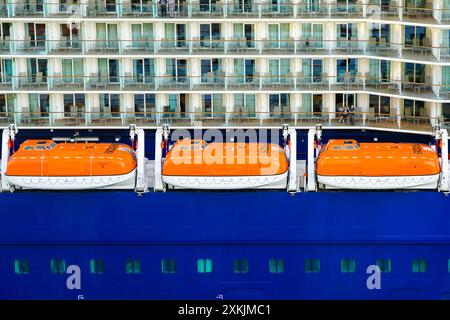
[162,259,176,273]
[376,258,392,273]
[125,259,141,274]
[14,259,30,274]
[412,259,427,273]
[305,258,320,273]
[89,259,105,274]
[197,259,213,273]
[50,259,66,274]
[269,258,284,273]
[341,258,356,273]
[233,259,249,273]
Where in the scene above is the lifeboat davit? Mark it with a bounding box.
[162,139,289,189]
[5,140,137,190]
[316,139,441,190]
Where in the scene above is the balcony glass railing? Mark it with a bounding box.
[2,75,449,101]
[0,110,439,133]
[5,2,448,22]
[4,39,448,63]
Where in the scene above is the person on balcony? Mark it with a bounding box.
[349,105,355,125]
[160,0,167,17]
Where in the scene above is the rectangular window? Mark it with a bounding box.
[125,259,141,274]
[269,258,284,273]
[305,258,320,273]
[341,258,356,273]
[233,258,249,273]
[412,259,427,273]
[89,259,105,274]
[376,258,392,273]
[161,259,176,274]
[197,259,213,273]
[14,259,30,274]
[50,259,66,274]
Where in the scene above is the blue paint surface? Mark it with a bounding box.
[0,191,449,300]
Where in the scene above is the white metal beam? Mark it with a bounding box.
[307,128,317,191]
[439,129,449,192]
[1,128,11,192]
[135,128,147,193]
[154,127,165,192]
[287,128,298,192]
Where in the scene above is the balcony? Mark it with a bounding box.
[158,76,191,90]
[52,39,83,53]
[17,73,48,90]
[227,38,258,53]
[154,3,188,17]
[0,38,10,52]
[158,40,189,54]
[86,75,120,90]
[191,3,223,17]
[0,3,8,17]
[228,3,259,17]
[13,4,44,16]
[86,4,117,17]
[51,75,84,90]
[192,38,224,53]
[122,74,156,90]
[88,40,120,53]
[3,110,438,133]
[123,39,155,54]
[297,3,328,17]
[194,72,226,89]
[121,3,153,17]
[18,39,47,52]
[261,3,294,17]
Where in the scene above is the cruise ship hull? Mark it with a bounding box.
[1,191,450,300]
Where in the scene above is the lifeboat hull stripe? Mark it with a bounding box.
[162,172,288,190]
[317,174,440,190]
[5,169,136,190]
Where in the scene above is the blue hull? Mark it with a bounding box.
[1,191,450,299]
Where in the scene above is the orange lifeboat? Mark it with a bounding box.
[5,140,137,190]
[316,139,441,190]
[162,139,289,189]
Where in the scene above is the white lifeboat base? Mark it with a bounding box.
[162,171,288,190]
[5,169,136,190]
[317,174,440,190]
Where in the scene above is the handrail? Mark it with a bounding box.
[0,110,441,132]
[1,2,449,20]
[0,74,448,89]
[1,39,448,52]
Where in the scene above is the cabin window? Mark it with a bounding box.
[125,259,141,274]
[161,259,176,274]
[89,259,105,274]
[36,146,45,151]
[341,258,356,273]
[305,258,320,273]
[50,259,67,274]
[332,146,343,150]
[412,259,427,273]
[23,146,34,151]
[51,142,57,148]
[376,258,391,273]
[14,259,30,274]
[197,259,213,273]
[233,258,249,274]
[269,258,284,273]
